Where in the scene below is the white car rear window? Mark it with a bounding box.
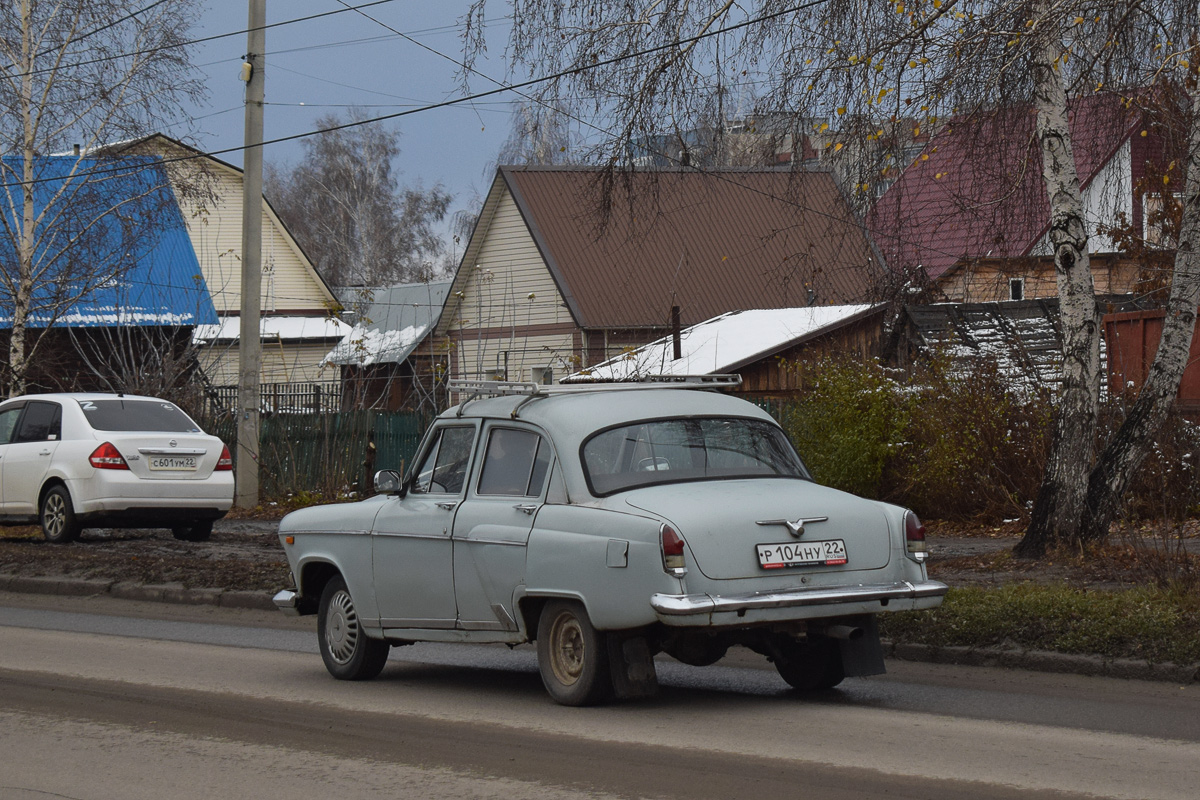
[77,399,201,433]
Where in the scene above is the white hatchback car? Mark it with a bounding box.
[0,393,234,543]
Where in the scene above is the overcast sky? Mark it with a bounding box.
[181,1,517,238]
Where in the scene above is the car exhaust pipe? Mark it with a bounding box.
[821,625,863,641]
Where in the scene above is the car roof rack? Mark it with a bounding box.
[450,374,742,398]
[449,375,743,417]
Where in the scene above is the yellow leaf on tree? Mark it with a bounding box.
[834,142,844,152]
[1164,176,1170,185]
[921,154,929,161]
[837,107,847,115]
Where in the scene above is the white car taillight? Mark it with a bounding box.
[215,445,233,471]
[660,523,687,576]
[89,442,129,470]
[905,510,929,562]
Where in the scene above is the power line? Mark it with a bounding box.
[12,0,401,81]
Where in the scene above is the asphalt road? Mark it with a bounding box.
[2,592,1198,800]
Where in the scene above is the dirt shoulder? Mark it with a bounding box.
[3,515,1198,594]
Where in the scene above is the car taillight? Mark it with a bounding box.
[89,442,129,470]
[660,523,687,576]
[905,510,928,562]
[215,445,233,471]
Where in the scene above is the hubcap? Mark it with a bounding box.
[44,494,65,538]
[548,611,585,686]
[324,589,360,664]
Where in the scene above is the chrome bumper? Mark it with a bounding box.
[650,579,949,617]
[273,589,301,615]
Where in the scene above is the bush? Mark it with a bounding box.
[779,353,1050,520]
[884,355,1051,520]
[780,357,906,498]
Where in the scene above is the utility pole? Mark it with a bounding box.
[236,0,265,508]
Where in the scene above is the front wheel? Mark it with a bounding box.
[41,485,81,543]
[536,600,611,706]
[772,635,845,691]
[318,577,390,680]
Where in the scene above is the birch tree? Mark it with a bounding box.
[265,111,452,289]
[465,0,1200,555]
[0,0,204,398]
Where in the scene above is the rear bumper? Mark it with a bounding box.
[650,579,948,625]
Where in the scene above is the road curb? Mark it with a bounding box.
[885,640,1200,684]
[1,573,276,612]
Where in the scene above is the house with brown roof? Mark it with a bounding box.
[435,166,886,384]
[869,93,1172,303]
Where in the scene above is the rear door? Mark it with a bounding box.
[0,403,25,511]
[2,401,62,515]
[452,424,553,631]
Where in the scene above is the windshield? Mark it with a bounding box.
[77,399,202,433]
[581,417,809,496]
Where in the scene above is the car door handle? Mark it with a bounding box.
[513,504,539,515]
[40,450,52,456]
[435,501,458,511]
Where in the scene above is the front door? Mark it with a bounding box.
[452,424,553,631]
[372,423,478,630]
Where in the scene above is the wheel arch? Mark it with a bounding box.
[38,477,71,511]
[518,590,590,642]
[297,559,343,616]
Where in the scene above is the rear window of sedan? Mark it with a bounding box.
[76,399,202,433]
[581,416,809,496]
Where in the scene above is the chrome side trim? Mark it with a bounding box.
[372,531,449,541]
[379,617,457,629]
[650,580,949,616]
[273,589,300,615]
[459,537,525,547]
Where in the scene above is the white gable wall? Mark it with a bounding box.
[1030,140,1132,257]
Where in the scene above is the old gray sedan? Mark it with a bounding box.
[274,378,946,705]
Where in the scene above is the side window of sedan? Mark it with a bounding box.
[412,426,475,495]
[477,428,551,497]
[0,407,22,444]
[14,402,61,442]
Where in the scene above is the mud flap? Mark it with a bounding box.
[838,615,886,677]
[607,634,659,699]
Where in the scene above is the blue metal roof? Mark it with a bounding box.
[0,155,217,328]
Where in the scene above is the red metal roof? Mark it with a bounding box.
[502,167,884,329]
[869,93,1143,282]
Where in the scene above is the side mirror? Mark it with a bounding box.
[373,469,404,495]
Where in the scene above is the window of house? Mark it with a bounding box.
[1144,193,1182,248]
[1009,277,1025,302]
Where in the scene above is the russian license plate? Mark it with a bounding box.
[148,456,197,471]
[757,539,848,569]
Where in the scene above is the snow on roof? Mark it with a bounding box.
[325,324,430,366]
[568,304,881,381]
[324,280,450,366]
[192,315,350,343]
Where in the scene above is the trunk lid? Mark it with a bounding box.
[108,434,223,480]
[622,478,892,580]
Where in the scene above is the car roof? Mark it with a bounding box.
[1,393,172,405]
[444,387,775,441]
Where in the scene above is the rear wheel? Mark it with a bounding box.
[318,576,390,680]
[41,485,81,544]
[772,635,845,691]
[171,521,213,542]
[536,600,611,706]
